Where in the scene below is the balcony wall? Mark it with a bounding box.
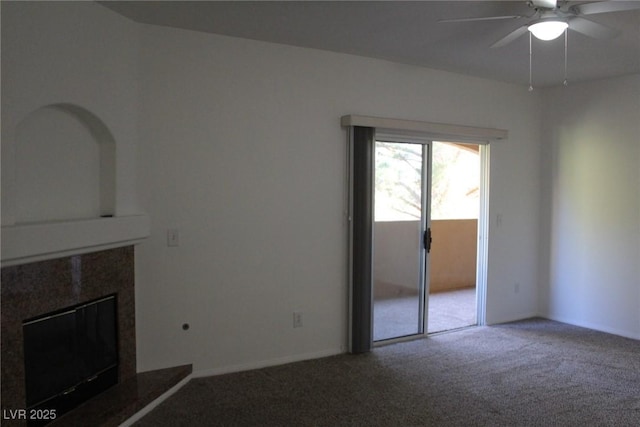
[374,219,477,298]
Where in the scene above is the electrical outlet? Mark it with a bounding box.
[167,229,180,247]
[293,311,303,328]
[514,282,520,294]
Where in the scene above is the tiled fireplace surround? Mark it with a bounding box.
[1,246,191,426]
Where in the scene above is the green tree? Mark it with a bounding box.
[375,141,479,221]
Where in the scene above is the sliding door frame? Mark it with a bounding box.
[345,115,506,353]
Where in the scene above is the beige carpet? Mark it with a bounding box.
[134,318,640,426]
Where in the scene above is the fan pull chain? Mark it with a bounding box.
[563,29,568,86]
[529,32,533,92]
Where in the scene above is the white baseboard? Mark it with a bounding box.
[192,347,344,379]
[485,311,539,326]
[541,313,640,340]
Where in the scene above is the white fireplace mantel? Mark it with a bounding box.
[1,214,150,267]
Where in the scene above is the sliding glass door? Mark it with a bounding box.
[346,117,495,353]
[373,139,430,342]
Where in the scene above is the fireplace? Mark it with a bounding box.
[2,245,193,427]
[1,247,136,427]
[23,295,119,425]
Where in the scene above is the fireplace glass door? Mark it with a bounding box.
[23,295,118,422]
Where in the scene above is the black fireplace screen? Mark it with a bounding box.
[23,294,118,421]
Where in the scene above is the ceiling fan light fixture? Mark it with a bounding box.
[528,20,568,41]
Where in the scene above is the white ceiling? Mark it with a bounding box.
[101,1,640,87]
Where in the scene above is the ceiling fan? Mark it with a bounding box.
[439,0,640,48]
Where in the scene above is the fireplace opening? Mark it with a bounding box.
[23,294,118,425]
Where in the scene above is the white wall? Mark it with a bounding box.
[1,1,140,224]
[1,1,544,375]
[136,24,542,373]
[5,0,638,379]
[539,75,640,339]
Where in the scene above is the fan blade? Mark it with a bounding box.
[532,0,557,9]
[571,1,640,16]
[491,25,529,48]
[438,15,522,23]
[569,17,620,39]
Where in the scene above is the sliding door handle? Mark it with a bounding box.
[423,228,432,253]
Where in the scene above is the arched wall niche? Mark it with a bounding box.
[12,103,116,224]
